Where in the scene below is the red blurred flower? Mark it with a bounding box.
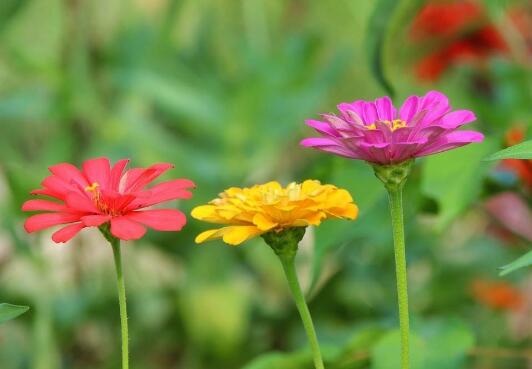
[472,279,524,311]
[411,1,483,41]
[411,1,508,81]
[22,158,195,242]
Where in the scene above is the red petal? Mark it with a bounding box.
[24,213,82,233]
[65,192,98,213]
[30,188,61,199]
[48,163,88,188]
[120,163,173,193]
[81,215,111,226]
[110,217,146,240]
[41,175,73,197]
[51,223,85,243]
[127,179,195,209]
[126,209,187,231]
[22,199,65,212]
[82,157,111,189]
[110,159,130,191]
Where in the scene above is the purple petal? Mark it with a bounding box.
[399,96,420,122]
[363,102,379,125]
[305,119,341,137]
[439,110,476,129]
[400,91,451,127]
[374,96,397,121]
[300,138,364,159]
[415,130,485,157]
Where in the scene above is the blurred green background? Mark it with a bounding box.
[0,0,530,368]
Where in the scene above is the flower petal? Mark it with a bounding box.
[416,130,485,157]
[110,217,146,240]
[49,163,88,188]
[22,199,65,212]
[374,96,397,121]
[252,213,278,231]
[120,163,174,193]
[24,213,82,233]
[83,157,111,189]
[439,110,476,129]
[110,159,130,191]
[81,215,111,226]
[195,226,263,246]
[51,223,85,243]
[65,192,98,213]
[127,179,195,209]
[126,209,187,231]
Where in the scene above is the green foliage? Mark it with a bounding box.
[500,250,532,276]
[0,303,29,324]
[422,140,496,229]
[484,140,532,160]
[372,320,475,369]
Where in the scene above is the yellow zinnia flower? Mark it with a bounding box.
[191,180,358,246]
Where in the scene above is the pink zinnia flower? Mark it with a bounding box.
[22,158,195,242]
[301,91,484,165]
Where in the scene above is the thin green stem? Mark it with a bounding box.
[111,239,129,369]
[278,254,325,369]
[387,186,410,369]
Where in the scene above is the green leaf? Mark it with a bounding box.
[0,303,29,324]
[484,140,532,161]
[371,330,425,369]
[241,351,311,369]
[422,139,495,230]
[372,320,474,369]
[500,250,532,276]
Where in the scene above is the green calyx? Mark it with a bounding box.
[261,227,306,260]
[372,159,415,191]
[99,223,118,244]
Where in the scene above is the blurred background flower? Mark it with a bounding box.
[0,0,530,369]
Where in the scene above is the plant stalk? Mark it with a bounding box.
[111,239,129,369]
[387,186,410,369]
[278,253,325,369]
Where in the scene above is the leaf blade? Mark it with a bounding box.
[0,303,29,324]
[484,140,532,161]
[500,251,532,276]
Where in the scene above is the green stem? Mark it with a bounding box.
[278,254,325,369]
[111,239,129,369]
[387,187,410,369]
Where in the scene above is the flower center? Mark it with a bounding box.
[85,182,112,214]
[366,119,406,131]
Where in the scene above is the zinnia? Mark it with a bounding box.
[300,90,484,165]
[23,157,195,242]
[192,180,357,369]
[191,180,358,245]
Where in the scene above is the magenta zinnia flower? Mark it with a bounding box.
[301,90,484,165]
[22,158,195,242]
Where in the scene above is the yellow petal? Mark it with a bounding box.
[191,205,217,220]
[195,229,224,243]
[222,226,263,245]
[252,213,278,231]
[195,226,263,246]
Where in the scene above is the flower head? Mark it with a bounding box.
[22,158,195,242]
[301,91,484,165]
[472,279,524,311]
[191,180,358,246]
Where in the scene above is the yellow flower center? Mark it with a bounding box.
[366,119,406,131]
[85,182,100,192]
[84,182,112,214]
